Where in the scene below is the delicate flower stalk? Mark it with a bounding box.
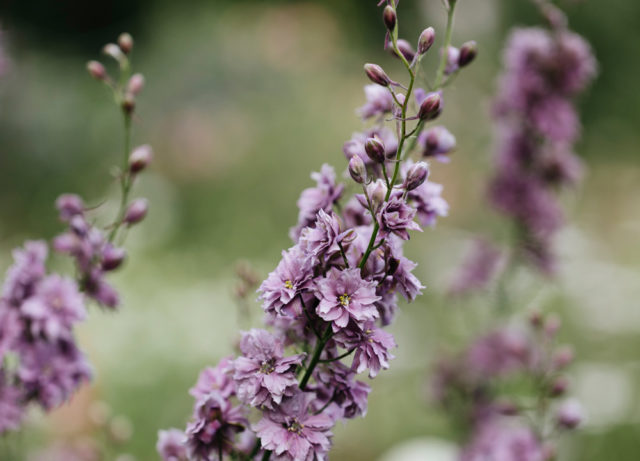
[0,33,151,436]
[158,1,477,459]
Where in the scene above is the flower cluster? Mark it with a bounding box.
[432,314,583,461]
[489,8,596,274]
[158,1,479,459]
[0,33,150,435]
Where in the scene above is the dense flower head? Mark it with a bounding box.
[233,329,304,409]
[253,392,334,461]
[190,357,235,401]
[313,362,370,419]
[376,194,422,240]
[315,268,380,332]
[335,322,396,378]
[461,418,545,461]
[2,240,48,308]
[299,210,352,261]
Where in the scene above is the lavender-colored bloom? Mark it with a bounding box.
[2,241,48,308]
[20,275,86,341]
[253,392,334,461]
[358,84,395,120]
[315,268,380,332]
[556,399,583,430]
[55,194,85,222]
[444,46,460,75]
[342,196,372,228]
[385,256,424,301]
[233,329,303,409]
[376,196,422,240]
[157,428,188,461]
[0,373,22,433]
[290,165,344,241]
[18,339,91,410]
[461,419,545,461]
[190,357,235,401]
[374,290,398,326]
[259,245,314,317]
[449,239,504,295]
[466,329,532,378]
[343,127,398,167]
[185,391,247,461]
[336,322,396,378]
[0,307,20,357]
[314,362,370,419]
[299,210,351,260]
[419,126,456,162]
[401,161,448,227]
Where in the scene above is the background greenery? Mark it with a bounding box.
[1,0,639,459]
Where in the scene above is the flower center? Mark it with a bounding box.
[286,418,304,435]
[260,359,276,374]
[284,280,294,290]
[339,293,351,307]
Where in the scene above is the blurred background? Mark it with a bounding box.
[1,0,639,459]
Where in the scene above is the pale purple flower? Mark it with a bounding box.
[299,210,351,260]
[2,240,48,308]
[157,428,188,461]
[419,126,456,162]
[0,373,22,433]
[233,329,303,409]
[343,127,398,167]
[185,391,247,461]
[55,194,85,222]
[461,419,545,461]
[376,196,422,240]
[20,275,86,341]
[449,239,504,295]
[259,245,314,317]
[444,46,460,75]
[556,399,583,430]
[253,392,334,461]
[466,329,532,378]
[315,268,380,332]
[336,322,396,378]
[314,362,370,419]
[358,84,395,120]
[385,256,424,301]
[290,165,344,241]
[190,357,235,401]
[401,162,449,227]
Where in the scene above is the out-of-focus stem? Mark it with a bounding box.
[108,113,132,243]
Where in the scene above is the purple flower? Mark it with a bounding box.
[386,256,424,301]
[299,210,352,260]
[259,245,314,317]
[20,275,86,341]
[2,241,48,308]
[0,373,22,434]
[190,357,235,401]
[55,194,85,222]
[466,329,532,378]
[290,165,344,241]
[185,391,247,461]
[556,399,583,430]
[336,322,396,378]
[419,126,456,162]
[449,239,504,296]
[358,84,395,120]
[376,196,422,240]
[401,162,448,227]
[343,127,398,167]
[314,362,370,419]
[157,428,188,461]
[461,419,545,461]
[315,268,380,332]
[444,46,460,75]
[18,339,91,410]
[233,329,303,409]
[253,392,334,461]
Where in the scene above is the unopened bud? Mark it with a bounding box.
[458,40,478,67]
[102,246,126,271]
[124,199,148,225]
[394,39,416,62]
[550,377,569,397]
[129,144,153,173]
[117,33,134,54]
[418,27,435,55]
[127,73,145,95]
[556,400,583,430]
[423,126,456,158]
[383,6,397,31]
[404,161,429,191]
[553,345,574,370]
[364,137,386,164]
[87,61,106,80]
[364,63,391,87]
[418,92,442,121]
[56,194,84,221]
[103,43,125,64]
[122,93,135,114]
[544,314,561,336]
[348,156,366,184]
[529,310,543,328]
[368,179,387,211]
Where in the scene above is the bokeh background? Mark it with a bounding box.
[1,0,639,459]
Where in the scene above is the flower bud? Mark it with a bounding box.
[364,137,386,164]
[364,63,390,87]
[422,126,456,158]
[124,199,148,225]
[117,33,134,54]
[529,310,543,328]
[550,377,569,397]
[87,61,106,80]
[458,40,478,67]
[383,6,396,31]
[70,215,89,237]
[394,39,416,62]
[553,345,574,370]
[556,400,583,430]
[56,194,84,221]
[103,43,125,64]
[404,161,429,191]
[127,73,145,95]
[348,156,366,184]
[444,46,460,75]
[122,93,135,114]
[129,144,153,173]
[418,27,435,55]
[544,314,561,336]
[368,179,387,211]
[102,246,126,271]
[418,91,442,121]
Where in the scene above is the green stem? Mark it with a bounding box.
[108,113,132,243]
[434,3,456,89]
[319,347,356,364]
[299,326,333,390]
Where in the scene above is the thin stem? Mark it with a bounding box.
[434,3,456,89]
[319,347,357,364]
[108,113,132,243]
[337,242,350,268]
[299,326,333,390]
[261,450,271,461]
